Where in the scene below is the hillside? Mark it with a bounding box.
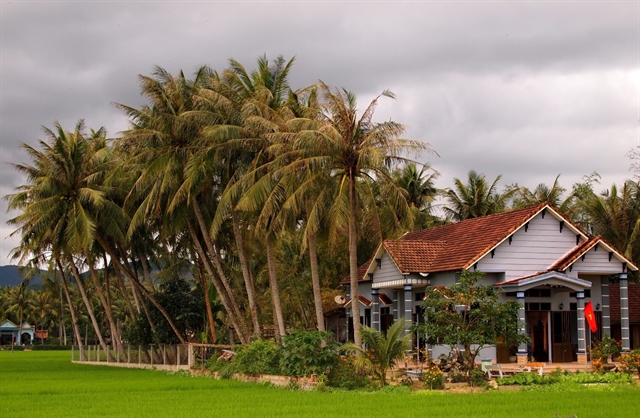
[0,265,43,287]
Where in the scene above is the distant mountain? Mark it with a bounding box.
[0,265,43,288]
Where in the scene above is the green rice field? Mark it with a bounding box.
[1,351,638,417]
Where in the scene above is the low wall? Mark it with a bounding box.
[72,360,189,372]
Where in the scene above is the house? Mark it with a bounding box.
[340,203,638,365]
[0,319,35,345]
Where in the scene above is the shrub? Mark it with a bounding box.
[327,356,370,390]
[496,371,631,386]
[469,368,489,388]
[619,349,640,376]
[422,367,444,390]
[591,334,621,362]
[206,357,236,379]
[233,340,281,375]
[31,345,71,351]
[280,331,339,377]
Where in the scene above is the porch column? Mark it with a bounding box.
[516,291,527,366]
[620,273,631,353]
[345,286,351,342]
[404,284,413,336]
[601,276,611,337]
[371,288,380,332]
[576,292,587,364]
[393,290,399,320]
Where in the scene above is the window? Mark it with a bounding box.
[415,292,425,301]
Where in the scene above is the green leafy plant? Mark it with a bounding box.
[326,356,370,390]
[232,340,281,375]
[343,319,411,386]
[280,331,339,377]
[591,334,621,362]
[422,366,444,390]
[619,349,640,375]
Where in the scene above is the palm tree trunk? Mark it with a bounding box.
[109,256,137,319]
[67,257,111,358]
[94,237,186,344]
[307,230,325,331]
[266,237,286,339]
[186,221,249,344]
[85,251,123,355]
[56,258,83,358]
[139,253,156,292]
[196,258,217,343]
[231,209,261,338]
[349,173,362,348]
[191,199,250,342]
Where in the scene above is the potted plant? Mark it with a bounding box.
[591,335,621,366]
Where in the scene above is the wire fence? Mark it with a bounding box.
[72,343,234,370]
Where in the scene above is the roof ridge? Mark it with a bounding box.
[401,203,547,238]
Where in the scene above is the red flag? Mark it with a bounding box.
[584,301,598,333]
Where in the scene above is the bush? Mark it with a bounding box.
[206,357,235,379]
[591,334,621,362]
[233,340,281,375]
[497,370,632,386]
[280,331,339,377]
[422,367,444,390]
[469,368,489,388]
[619,349,640,375]
[31,345,71,351]
[327,356,370,390]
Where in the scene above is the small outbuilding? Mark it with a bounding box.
[0,319,35,345]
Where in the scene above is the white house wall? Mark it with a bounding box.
[477,213,581,280]
[431,344,496,362]
[570,247,627,275]
[372,252,403,284]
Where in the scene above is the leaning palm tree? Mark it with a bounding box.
[116,66,249,344]
[280,83,433,347]
[5,121,114,355]
[190,55,297,340]
[444,170,514,221]
[344,319,410,386]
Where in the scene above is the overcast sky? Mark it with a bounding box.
[1,1,639,266]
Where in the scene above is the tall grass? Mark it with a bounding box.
[0,351,637,417]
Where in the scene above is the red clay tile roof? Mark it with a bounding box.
[379,293,393,305]
[394,204,548,272]
[341,203,637,285]
[383,239,446,273]
[344,295,372,308]
[493,272,547,286]
[609,284,640,323]
[339,258,373,285]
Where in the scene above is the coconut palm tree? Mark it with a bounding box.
[276,83,432,347]
[116,66,249,344]
[512,174,574,213]
[576,180,640,264]
[391,162,442,230]
[5,120,115,354]
[188,55,297,340]
[444,170,514,221]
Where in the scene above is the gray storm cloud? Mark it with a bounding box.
[1,1,638,265]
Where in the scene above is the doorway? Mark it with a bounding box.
[527,311,549,362]
[552,311,574,362]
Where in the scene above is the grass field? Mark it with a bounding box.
[1,351,638,417]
